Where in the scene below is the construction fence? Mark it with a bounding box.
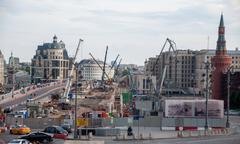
[5,116,227,129]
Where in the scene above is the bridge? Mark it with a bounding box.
[0,82,66,109]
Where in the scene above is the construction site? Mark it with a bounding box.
[1,37,228,139]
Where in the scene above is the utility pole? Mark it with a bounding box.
[74,64,78,139]
[204,61,210,130]
[11,62,15,99]
[226,65,234,128]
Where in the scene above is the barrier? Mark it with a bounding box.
[140,133,143,140]
[88,132,92,140]
[133,134,136,140]
[177,131,183,138]
[123,134,126,140]
[149,132,152,139]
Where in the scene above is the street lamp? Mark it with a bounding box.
[224,65,234,128]
[74,64,83,139]
[203,61,211,130]
[74,64,79,139]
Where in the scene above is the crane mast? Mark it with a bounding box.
[63,39,83,101]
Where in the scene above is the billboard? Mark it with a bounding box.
[165,100,224,118]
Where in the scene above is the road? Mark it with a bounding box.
[1,130,240,144]
[0,82,65,109]
[104,133,240,144]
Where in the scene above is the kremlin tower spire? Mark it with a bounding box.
[216,13,226,55]
[211,13,232,100]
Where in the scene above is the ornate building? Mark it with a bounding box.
[212,14,232,100]
[31,35,69,83]
[8,52,20,70]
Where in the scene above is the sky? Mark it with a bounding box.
[0,0,240,65]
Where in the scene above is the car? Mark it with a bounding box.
[19,132,52,143]
[61,124,72,133]
[43,126,68,140]
[10,125,31,135]
[224,110,240,116]
[8,139,31,144]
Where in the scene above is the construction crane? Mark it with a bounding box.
[62,39,84,101]
[89,46,120,85]
[108,54,120,76]
[101,46,108,85]
[148,38,178,98]
[89,53,111,81]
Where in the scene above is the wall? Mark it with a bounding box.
[5,116,226,129]
[6,117,61,129]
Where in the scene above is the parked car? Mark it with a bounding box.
[8,139,31,144]
[19,132,52,143]
[10,125,31,135]
[224,110,240,116]
[43,126,68,140]
[61,124,72,133]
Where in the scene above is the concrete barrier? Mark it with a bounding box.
[149,132,152,139]
[64,140,104,144]
[133,134,136,139]
[140,133,143,140]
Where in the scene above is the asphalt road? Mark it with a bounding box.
[0,129,64,144]
[104,133,240,144]
[1,131,240,144]
[0,83,65,109]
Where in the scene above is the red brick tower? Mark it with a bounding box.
[212,14,232,100]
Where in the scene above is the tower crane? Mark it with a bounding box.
[62,39,84,101]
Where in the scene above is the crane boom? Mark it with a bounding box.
[89,53,111,80]
[63,39,83,100]
[157,38,177,97]
[110,54,120,70]
[107,54,119,76]
[101,46,108,84]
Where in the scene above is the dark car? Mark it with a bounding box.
[19,132,53,143]
[61,124,72,133]
[43,126,68,140]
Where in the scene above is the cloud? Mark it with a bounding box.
[0,0,239,65]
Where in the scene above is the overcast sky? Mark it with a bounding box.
[0,0,240,65]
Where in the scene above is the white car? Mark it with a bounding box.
[8,139,31,144]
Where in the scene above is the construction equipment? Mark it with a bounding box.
[89,46,119,85]
[89,53,111,81]
[108,54,120,76]
[148,38,178,97]
[62,39,84,102]
[102,46,108,85]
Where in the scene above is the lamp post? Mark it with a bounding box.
[74,64,78,139]
[204,61,211,130]
[11,67,15,99]
[225,65,234,128]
